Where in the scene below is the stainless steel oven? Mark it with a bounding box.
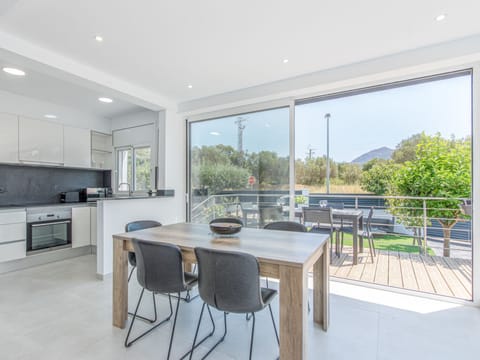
[26,207,72,253]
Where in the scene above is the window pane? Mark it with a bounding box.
[189,107,290,226]
[117,148,132,191]
[134,147,151,191]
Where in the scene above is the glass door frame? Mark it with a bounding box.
[185,98,296,222]
[184,65,479,305]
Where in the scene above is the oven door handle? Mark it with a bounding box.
[31,220,71,227]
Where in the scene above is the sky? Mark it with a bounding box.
[190,74,472,162]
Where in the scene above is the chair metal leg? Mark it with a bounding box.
[368,235,375,263]
[181,303,216,360]
[246,313,252,321]
[162,290,199,303]
[190,310,228,360]
[128,290,158,323]
[249,313,255,360]
[124,291,173,347]
[268,304,279,345]
[166,293,181,360]
[128,266,135,282]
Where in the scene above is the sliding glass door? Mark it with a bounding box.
[187,70,473,301]
[188,107,290,227]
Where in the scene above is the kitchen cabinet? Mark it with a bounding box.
[0,113,19,163]
[90,207,97,246]
[91,131,113,169]
[72,207,91,248]
[64,126,91,168]
[0,210,26,262]
[19,117,63,164]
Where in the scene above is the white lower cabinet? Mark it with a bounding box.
[90,207,97,246]
[0,210,26,262]
[72,207,91,248]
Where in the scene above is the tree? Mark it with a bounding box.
[198,164,250,195]
[389,134,471,257]
[338,163,362,184]
[391,133,423,163]
[360,161,400,195]
[295,156,337,186]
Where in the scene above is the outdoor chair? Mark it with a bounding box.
[342,207,378,262]
[303,207,340,261]
[189,247,279,360]
[258,203,283,228]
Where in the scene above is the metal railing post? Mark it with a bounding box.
[423,199,428,255]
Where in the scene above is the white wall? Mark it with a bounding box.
[164,108,186,222]
[0,89,111,132]
[109,108,185,222]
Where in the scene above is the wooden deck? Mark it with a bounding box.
[330,247,472,300]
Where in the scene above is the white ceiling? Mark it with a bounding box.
[0,53,146,118]
[0,0,479,104]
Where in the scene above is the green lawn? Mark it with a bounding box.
[337,233,435,256]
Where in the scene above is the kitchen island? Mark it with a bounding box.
[95,192,179,278]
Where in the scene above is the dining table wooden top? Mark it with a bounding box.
[113,222,328,269]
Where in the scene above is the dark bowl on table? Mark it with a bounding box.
[209,222,242,235]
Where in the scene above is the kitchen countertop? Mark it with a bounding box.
[0,189,175,211]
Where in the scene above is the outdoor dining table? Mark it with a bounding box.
[112,222,330,360]
[296,208,364,265]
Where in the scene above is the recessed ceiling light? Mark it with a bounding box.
[98,97,113,103]
[283,59,289,64]
[3,67,26,76]
[44,114,57,119]
[435,14,446,22]
[209,131,220,136]
[95,35,104,42]
[188,84,193,89]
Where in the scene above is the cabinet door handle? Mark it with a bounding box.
[31,220,71,227]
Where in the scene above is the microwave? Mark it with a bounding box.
[80,187,110,202]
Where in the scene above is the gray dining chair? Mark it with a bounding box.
[262,221,307,288]
[303,207,340,261]
[189,247,279,360]
[264,220,307,233]
[125,220,162,323]
[125,240,215,360]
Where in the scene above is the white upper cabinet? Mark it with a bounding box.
[19,116,63,164]
[64,126,91,168]
[0,113,19,163]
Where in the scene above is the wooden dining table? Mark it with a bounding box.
[112,222,330,360]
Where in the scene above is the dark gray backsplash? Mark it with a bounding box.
[0,164,111,205]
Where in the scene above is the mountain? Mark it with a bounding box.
[351,146,394,164]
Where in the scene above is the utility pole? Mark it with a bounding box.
[325,113,331,194]
[235,117,246,153]
[306,145,316,160]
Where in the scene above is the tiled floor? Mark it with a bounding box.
[1,255,479,360]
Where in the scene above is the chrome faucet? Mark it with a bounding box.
[118,182,132,196]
